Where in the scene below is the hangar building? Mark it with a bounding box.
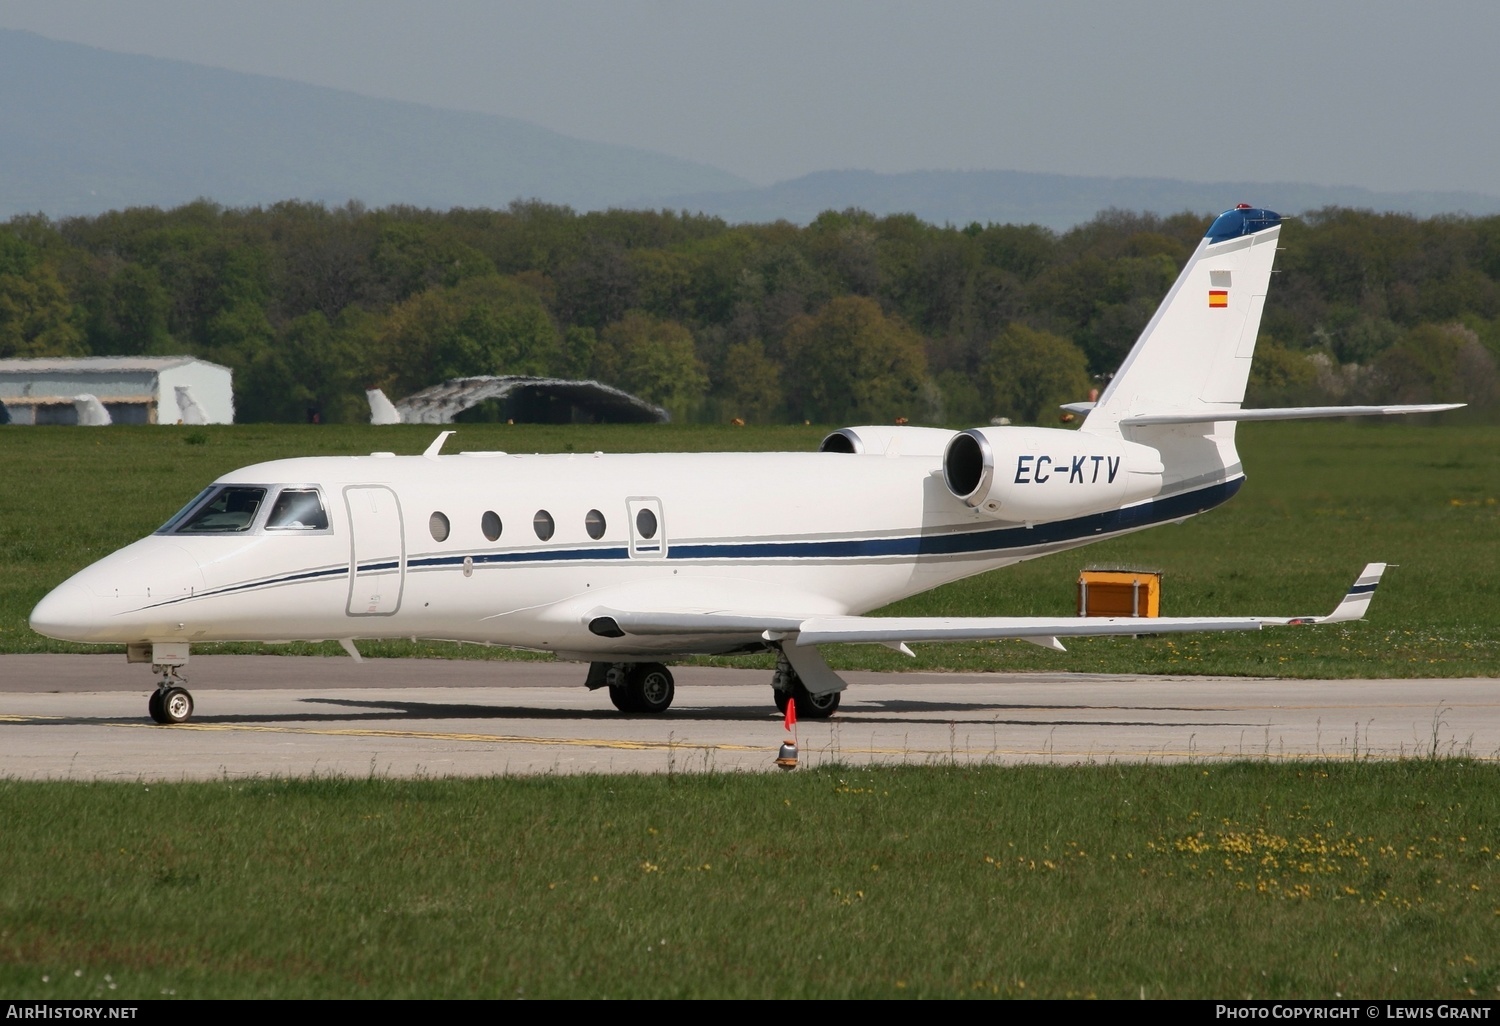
[0,357,234,425]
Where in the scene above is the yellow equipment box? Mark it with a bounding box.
[1077,569,1161,618]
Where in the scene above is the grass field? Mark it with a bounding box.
[2,418,1495,676]
[1,762,1498,999]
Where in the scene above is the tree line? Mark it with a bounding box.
[1,199,1495,424]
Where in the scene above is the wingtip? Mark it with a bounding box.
[1321,562,1388,623]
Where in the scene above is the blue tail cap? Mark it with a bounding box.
[1205,204,1281,243]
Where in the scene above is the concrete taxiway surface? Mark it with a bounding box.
[1,654,1496,779]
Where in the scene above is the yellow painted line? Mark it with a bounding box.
[127,719,772,753]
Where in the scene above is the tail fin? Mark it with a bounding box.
[71,394,112,426]
[174,385,208,425]
[1082,206,1281,436]
[367,388,402,426]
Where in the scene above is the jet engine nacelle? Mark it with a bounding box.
[820,424,956,457]
[942,426,1164,523]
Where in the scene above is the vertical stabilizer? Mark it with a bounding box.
[175,385,208,425]
[72,394,111,426]
[1082,206,1281,437]
[367,388,402,426]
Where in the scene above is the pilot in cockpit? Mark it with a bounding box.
[265,488,329,530]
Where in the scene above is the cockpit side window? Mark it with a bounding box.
[170,486,268,534]
[265,488,330,531]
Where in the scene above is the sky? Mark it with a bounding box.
[1,0,1495,195]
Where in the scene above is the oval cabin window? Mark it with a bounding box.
[429,511,450,542]
[481,510,502,542]
[585,509,606,540]
[635,508,658,540]
[533,510,555,541]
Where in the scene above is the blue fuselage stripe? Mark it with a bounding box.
[669,479,1241,560]
[146,479,1241,609]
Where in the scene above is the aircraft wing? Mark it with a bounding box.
[591,563,1386,651]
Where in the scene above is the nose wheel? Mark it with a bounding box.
[148,679,194,724]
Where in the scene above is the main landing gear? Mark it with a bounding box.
[586,655,842,718]
[147,668,194,724]
[771,652,840,719]
[588,662,677,714]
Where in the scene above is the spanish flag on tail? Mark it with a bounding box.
[1209,289,1229,308]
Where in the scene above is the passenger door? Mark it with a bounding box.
[345,486,405,615]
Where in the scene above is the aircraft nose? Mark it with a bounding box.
[29,582,102,643]
[29,540,206,643]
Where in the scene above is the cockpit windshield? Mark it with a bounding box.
[163,486,268,534]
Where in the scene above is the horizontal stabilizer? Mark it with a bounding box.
[1120,404,1463,426]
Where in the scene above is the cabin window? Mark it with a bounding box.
[635,507,658,540]
[429,511,451,542]
[585,509,606,540]
[170,486,267,534]
[265,488,329,530]
[482,510,502,542]
[533,510,555,541]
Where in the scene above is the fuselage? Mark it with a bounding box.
[30,439,1242,660]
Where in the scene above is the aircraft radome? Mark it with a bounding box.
[30,206,1460,724]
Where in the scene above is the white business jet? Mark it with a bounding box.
[30,206,1458,724]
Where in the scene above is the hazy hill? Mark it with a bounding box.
[0,29,750,219]
[5,29,1500,230]
[660,169,1500,232]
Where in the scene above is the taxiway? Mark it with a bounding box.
[1,654,1494,779]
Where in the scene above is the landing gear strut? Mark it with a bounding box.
[147,666,194,724]
[771,653,840,719]
[590,662,676,714]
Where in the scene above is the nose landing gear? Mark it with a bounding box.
[147,667,194,724]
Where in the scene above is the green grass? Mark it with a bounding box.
[2,763,1498,999]
[2,419,1496,676]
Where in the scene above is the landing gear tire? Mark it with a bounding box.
[150,686,194,724]
[608,683,638,713]
[626,663,674,714]
[792,681,839,719]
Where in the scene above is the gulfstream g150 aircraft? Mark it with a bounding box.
[30,206,1458,724]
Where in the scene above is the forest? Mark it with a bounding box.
[1,199,1496,424]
